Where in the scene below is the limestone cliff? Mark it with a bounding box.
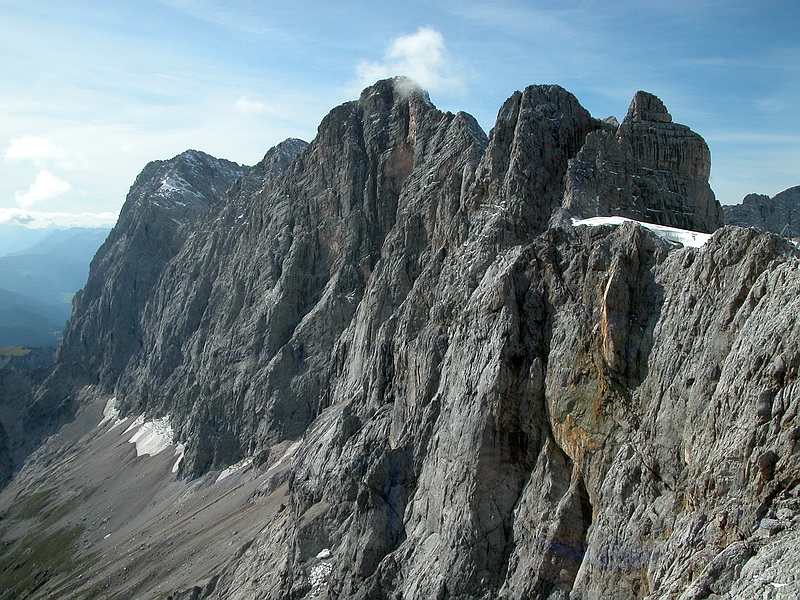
[2,78,797,600]
[560,91,722,233]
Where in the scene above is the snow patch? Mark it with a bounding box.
[98,397,124,430]
[159,175,193,195]
[172,442,186,473]
[128,416,174,457]
[316,548,332,560]
[309,561,333,591]
[124,415,145,434]
[216,457,253,483]
[571,216,712,248]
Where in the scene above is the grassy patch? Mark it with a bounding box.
[0,486,98,598]
[0,346,31,358]
[0,524,85,599]
[4,488,57,521]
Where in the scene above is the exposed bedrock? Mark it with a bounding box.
[11,78,798,600]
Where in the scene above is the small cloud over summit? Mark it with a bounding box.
[352,27,465,95]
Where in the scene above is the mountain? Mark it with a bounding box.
[0,223,54,257]
[0,226,111,347]
[1,78,798,600]
[723,185,800,238]
[0,288,64,348]
[5,226,109,258]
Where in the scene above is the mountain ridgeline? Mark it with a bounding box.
[7,78,800,599]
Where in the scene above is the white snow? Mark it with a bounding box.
[216,457,254,483]
[98,398,183,465]
[127,416,174,457]
[309,561,333,590]
[172,442,186,473]
[571,216,712,248]
[159,175,191,194]
[770,582,789,589]
[124,415,145,434]
[98,397,124,430]
[316,548,332,560]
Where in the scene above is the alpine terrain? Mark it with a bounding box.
[0,78,798,599]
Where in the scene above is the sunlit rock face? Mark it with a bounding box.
[724,185,800,238]
[5,78,799,600]
[561,91,723,233]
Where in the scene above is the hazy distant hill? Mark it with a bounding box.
[0,227,110,346]
[0,223,53,257]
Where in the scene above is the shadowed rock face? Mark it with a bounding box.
[5,78,799,600]
[724,186,800,238]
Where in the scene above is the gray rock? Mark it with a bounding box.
[560,91,723,233]
[724,186,800,238]
[4,78,798,600]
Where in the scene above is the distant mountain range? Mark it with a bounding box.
[0,226,110,347]
[723,185,800,237]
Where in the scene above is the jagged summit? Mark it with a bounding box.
[358,75,434,106]
[561,88,722,232]
[623,90,673,124]
[724,185,800,238]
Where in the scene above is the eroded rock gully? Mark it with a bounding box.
[2,78,798,600]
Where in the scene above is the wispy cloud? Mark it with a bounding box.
[159,0,284,38]
[14,170,72,209]
[0,207,118,229]
[351,27,465,95]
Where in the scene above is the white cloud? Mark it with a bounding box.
[14,170,72,208]
[5,136,64,162]
[4,135,85,169]
[234,96,276,116]
[0,207,118,229]
[353,27,465,95]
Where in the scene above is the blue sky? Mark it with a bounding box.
[1,0,798,228]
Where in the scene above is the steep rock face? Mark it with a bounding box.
[39,150,246,404]
[561,91,723,233]
[10,79,795,600]
[111,78,488,475]
[469,85,597,236]
[723,186,800,238]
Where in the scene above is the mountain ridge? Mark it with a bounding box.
[1,77,798,600]
[724,185,800,238]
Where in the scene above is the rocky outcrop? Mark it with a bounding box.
[29,150,248,422]
[560,91,723,233]
[4,78,795,600]
[724,186,800,238]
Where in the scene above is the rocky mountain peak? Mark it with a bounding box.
[743,192,771,205]
[358,75,433,109]
[4,80,796,600]
[470,83,597,235]
[724,185,800,237]
[622,90,673,124]
[561,89,722,232]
